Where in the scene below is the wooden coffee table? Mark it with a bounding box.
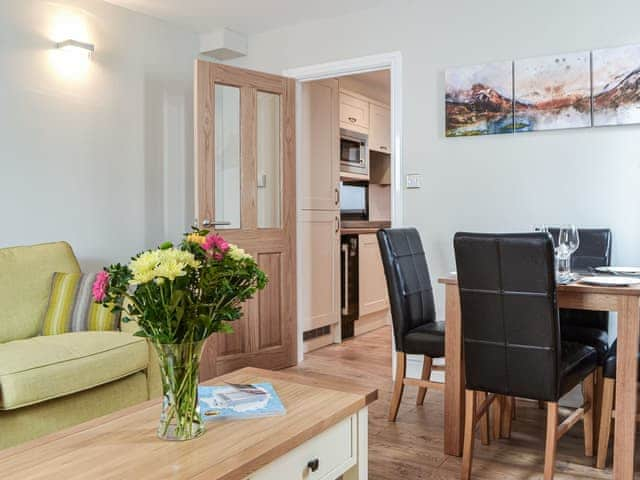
[0,367,377,480]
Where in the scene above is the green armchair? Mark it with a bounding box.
[0,242,161,450]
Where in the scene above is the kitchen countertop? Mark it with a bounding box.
[340,221,391,235]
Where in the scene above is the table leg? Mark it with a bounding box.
[613,296,640,480]
[444,283,465,456]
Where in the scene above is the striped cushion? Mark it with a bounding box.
[41,273,119,335]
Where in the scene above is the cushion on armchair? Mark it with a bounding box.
[0,331,148,410]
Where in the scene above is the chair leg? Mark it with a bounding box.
[544,402,559,480]
[388,351,406,422]
[596,378,615,469]
[416,356,433,406]
[477,391,490,445]
[501,396,513,439]
[538,400,546,409]
[593,366,603,446]
[582,372,595,457]
[492,395,503,440]
[461,389,477,480]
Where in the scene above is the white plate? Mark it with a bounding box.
[595,266,640,275]
[579,276,640,287]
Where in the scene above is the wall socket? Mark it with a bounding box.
[405,173,423,189]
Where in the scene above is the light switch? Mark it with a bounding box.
[405,174,423,189]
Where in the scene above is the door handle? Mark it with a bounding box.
[335,216,340,233]
[342,243,349,316]
[201,219,231,227]
[334,187,340,206]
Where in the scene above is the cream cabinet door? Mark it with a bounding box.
[301,79,340,211]
[358,233,389,317]
[369,104,391,154]
[300,210,340,331]
[339,92,369,134]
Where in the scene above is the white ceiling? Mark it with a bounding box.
[105,0,387,34]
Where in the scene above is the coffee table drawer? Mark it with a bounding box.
[247,414,356,480]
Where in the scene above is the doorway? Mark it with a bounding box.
[284,52,403,362]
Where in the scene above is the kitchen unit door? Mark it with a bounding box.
[299,210,341,334]
[369,103,391,154]
[358,233,389,317]
[300,79,340,211]
[195,61,297,379]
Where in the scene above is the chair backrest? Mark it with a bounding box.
[454,232,562,401]
[548,227,612,331]
[377,228,436,353]
[0,241,80,343]
[547,228,612,271]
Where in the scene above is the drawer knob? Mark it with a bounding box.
[348,116,357,123]
[307,458,320,472]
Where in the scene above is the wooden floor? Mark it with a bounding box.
[289,326,638,479]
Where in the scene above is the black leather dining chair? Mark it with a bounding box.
[377,228,446,422]
[596,340,640,468]
[548,228,613,366]
[454,232,598,480]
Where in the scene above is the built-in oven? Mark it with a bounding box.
[340,129,369,177]
[340,181,368,221]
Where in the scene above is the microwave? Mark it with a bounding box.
[340,129,369,177]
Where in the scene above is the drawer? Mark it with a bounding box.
[340,93,369,133]
[248,415,356,480]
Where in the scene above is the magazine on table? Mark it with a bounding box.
[198,382,286,421]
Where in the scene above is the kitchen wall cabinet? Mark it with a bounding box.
[301,79,340,211]
[358,233,389,317]
[368,104,391,154]
[339,91,369,134]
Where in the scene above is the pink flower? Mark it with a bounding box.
[92,271,110,302]
[202,234,230,256]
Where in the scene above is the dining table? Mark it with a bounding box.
[438,273,640,479]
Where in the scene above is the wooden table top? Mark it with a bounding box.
[438,274,640,296]
[0,367,378,480]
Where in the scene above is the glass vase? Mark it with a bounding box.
[152,340,206,441]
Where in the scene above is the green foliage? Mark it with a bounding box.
[99,232,268,345]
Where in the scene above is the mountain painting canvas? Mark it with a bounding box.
[592,44,640,127]
[445,62,514,137]
[514,52,591,132]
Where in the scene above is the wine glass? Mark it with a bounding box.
[558,225,580,280]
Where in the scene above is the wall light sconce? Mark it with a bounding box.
[55,39,95,58]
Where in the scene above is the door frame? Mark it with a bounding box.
[284,51,404,363]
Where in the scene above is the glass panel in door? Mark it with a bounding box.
[256,91,282,229]
[214,84,241,229]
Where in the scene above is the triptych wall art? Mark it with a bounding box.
[445,44,640,137]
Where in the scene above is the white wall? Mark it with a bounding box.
[226,0,640,318]
[0,0,199,270]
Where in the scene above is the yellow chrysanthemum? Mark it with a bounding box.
[129,250,161,285]
[154,258,187,281]
[228,244,253,261]
[186,233,206,245]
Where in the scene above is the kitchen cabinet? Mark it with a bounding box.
[369,103,391,154]
[358,233,389,317]
[300,210,341,333]
[301,79,340,211]
[339,91,369,134]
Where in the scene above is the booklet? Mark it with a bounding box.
[198,383,286,421]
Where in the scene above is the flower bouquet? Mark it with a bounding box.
[93,230,267,441]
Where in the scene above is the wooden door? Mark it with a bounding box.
[300,79,340,211]
[299,210,340,333]
[369,104,391,154]
[358,233,389,317]
[195,61,297,379]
